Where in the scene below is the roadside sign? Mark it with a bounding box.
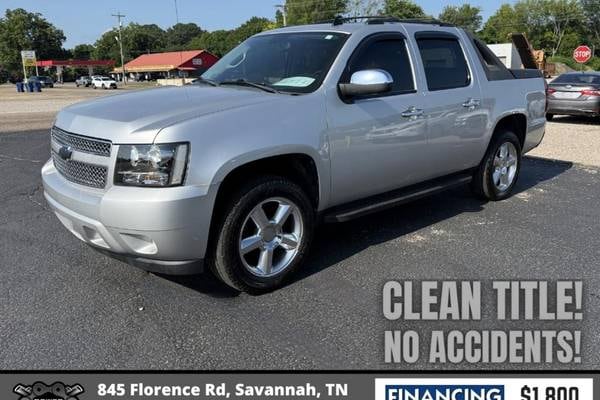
[573,45,592,64]
[20,50,37,67]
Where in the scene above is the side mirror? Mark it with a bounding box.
[338,69,393,98]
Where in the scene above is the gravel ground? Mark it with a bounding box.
[530,115,600,167]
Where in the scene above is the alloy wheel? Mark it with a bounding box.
[492,142,518,192]
[238,197,303,277]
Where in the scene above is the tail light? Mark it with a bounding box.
[581,89,600,96]
[546,87,556,95]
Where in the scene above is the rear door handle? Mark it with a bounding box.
[462,98,481,109]
[401,106,424,119]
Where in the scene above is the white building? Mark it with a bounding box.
[487,43,523,69]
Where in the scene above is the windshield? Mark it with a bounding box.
[202,32,349,94]
[553,73,600,85]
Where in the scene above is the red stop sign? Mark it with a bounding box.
[573,45,592,64]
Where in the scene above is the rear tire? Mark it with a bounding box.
[471,129,522,201]
[207,176,315,294]
[546,113,554,121]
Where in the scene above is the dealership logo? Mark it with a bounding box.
[13,382,84,400]
[385,384,504,400]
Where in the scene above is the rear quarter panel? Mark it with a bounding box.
[459,30,546,155]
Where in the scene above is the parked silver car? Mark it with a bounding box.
[42,18,546,292]
[546,72,600,120]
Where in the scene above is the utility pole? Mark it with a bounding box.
[275,4,287,27]
[112,12,127,85]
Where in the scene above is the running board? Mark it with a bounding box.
[324,172,473,223]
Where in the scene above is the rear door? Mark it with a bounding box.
[410,30,487,176]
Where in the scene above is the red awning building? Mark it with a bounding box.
[113,50,219,80]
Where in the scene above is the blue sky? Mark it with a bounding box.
[3,0,512,49]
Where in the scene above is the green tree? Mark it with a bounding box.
[72,44,94,60]
[165,22,203,51]
[524,0,582,56]
[285,0,348,25]
[93,28,121,61]
[438,4,482,32]
[0,8,66,76]
[94,23,167,62]
[383,0,427,19]
[187,17,274,57]
[126,23,167,57]
[480,3,528,44]
[229,17,273,46]
[581,0,600,53]
[275,9,285,27]
[346,0,384,16]
[187,30,233,57]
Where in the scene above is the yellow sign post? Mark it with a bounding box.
[20,50,37,80]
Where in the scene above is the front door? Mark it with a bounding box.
[326,33,431,206]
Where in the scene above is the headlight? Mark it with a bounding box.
[114,143,189,187]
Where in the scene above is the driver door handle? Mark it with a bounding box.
[401,106,424,119]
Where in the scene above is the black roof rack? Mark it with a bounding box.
[322,15,455,27]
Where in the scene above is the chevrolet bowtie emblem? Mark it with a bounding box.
[58,145,73,161]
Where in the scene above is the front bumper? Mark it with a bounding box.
[42,159,216,275]
[547,98,600,116]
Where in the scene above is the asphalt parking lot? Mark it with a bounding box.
[1,84,599,369]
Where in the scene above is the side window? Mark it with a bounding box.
[347,38,415,95]
[416,38,470,91]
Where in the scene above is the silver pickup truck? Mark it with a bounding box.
[42,18,546,292]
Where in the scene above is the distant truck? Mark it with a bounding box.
[42,17,546,292]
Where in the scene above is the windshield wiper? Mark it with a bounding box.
[193,77,218,86]
[219,79,279,94]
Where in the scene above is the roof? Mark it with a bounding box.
[123,50,211,72]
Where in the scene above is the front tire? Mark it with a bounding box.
[471,130,522,201]
[207,176,315,293]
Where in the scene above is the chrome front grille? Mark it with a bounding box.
[51,126,112,157]
[51,150,108,189]
[50,126,112,189]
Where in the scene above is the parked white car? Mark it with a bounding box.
[91,76,117,89]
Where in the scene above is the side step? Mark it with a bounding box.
[323,172,473,223]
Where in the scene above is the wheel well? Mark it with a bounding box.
[493,114,527,148]
[213,154,320,212]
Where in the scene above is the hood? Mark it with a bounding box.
[54,85,277,143]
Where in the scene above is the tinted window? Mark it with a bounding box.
[347,39,415,94]
[417,38,470,91]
